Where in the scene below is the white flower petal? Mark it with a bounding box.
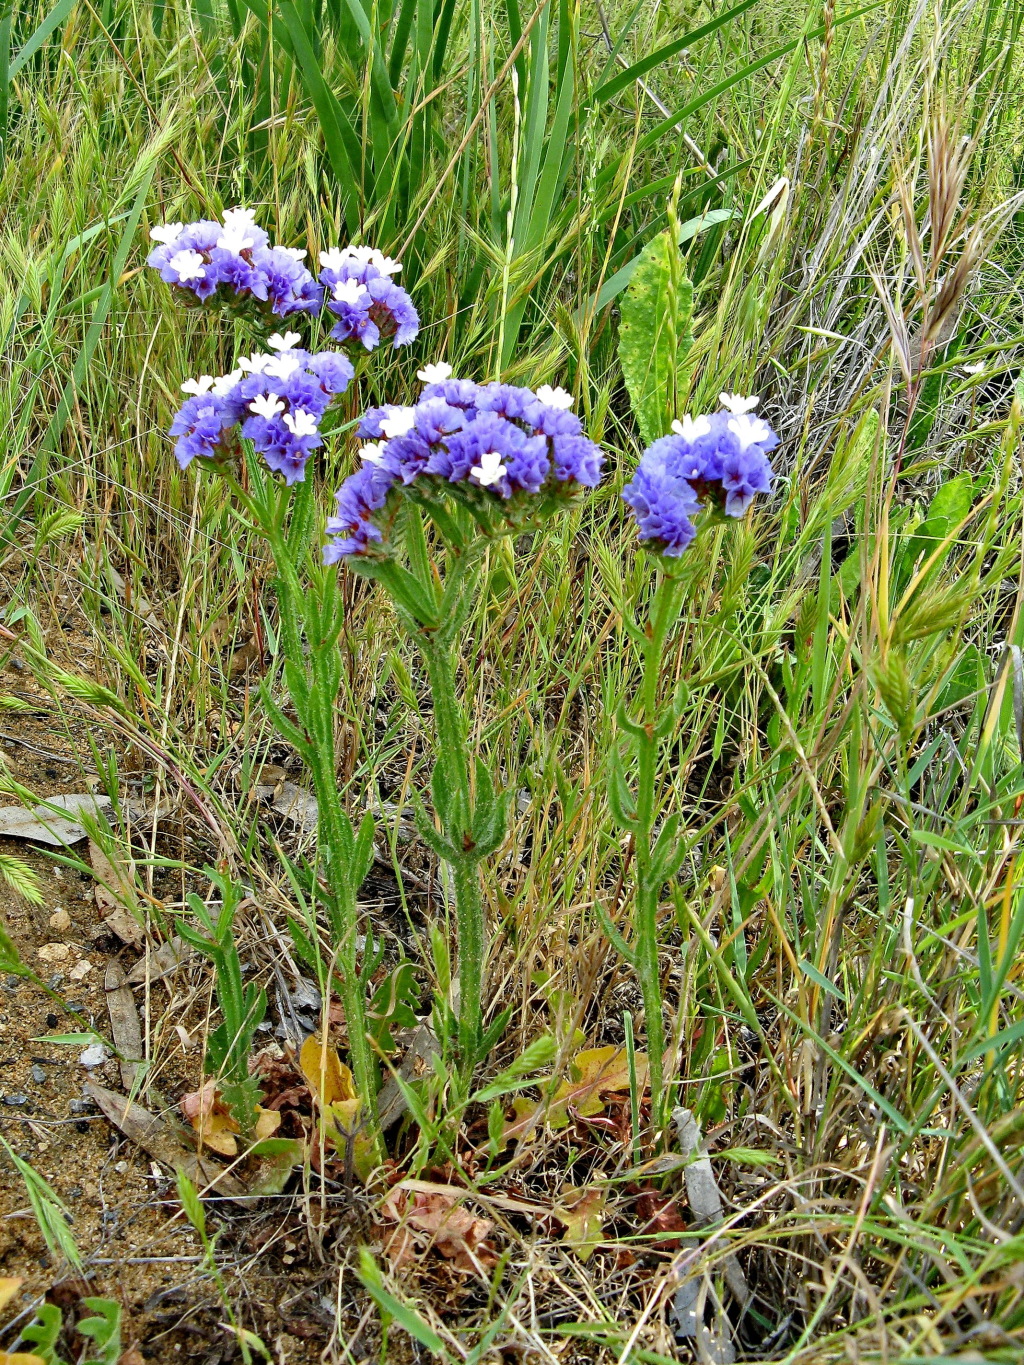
[536,384,573,410]
[267,331,302,352]
[249,393,286,419]
[332,278,368,305]
[150,222,184,245]
[670,414,712,442]
[470,451,507,487]
[169,249,206,282]
[417,361,454,385]
[380,408,417,439]
[282,408,319,438]
[719,392,759,415]
[181,375,216,396]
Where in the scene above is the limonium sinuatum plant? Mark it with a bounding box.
[613,393,777,1137]
[148,208,421,1163]
[326,362,605,1081]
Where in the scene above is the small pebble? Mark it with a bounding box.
[30,1065,46,1085]
[79,1044,107,1069]
[114,1160,128,1173]
[48,908,71,933]
[45,1013,59,1029]
[69,1098,93,1114]
[4,976,19,990]
[3,1094,28,1106]
[67,1185,83,1198]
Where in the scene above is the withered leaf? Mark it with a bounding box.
[554,1186,606,1261]
[382,1188,498,1274]
[84,1080,249,1203]
[125,936,191,985]
[0,793,111,846]
[104,959,143,1089]
[298,1036,375,1180]
[89,839,143,947]
[548,1044,649,1129]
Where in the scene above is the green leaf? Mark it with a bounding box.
[175,1169,207,1240]
[368,961,420,1052]
[797,958,844,1000]
[617,229,694,444]
[355,1247,447,1355]
[78,1297,122,1365]
[591,0,761,104]
[1,1139,83,1271]
[903,473,974,579]
[713,1146,779,1167]
[7,0,76,78]
[909,828,979,857]
[19,1302,66,1364]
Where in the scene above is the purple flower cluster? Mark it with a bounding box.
[323,367,604,560]
[147,209,323,318]
[621,396,778,556]
[319,246,419,351]
[147,213,420,351]
[169,333,354,484]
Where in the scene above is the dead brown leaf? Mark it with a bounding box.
[381,1188,498,1274]
[89,840,144,948]
[635,1189,687,1248]
[84,1080,249,1203]
[105,959,143,1089]
[229,639,263,676]
[180,1081,240,1156]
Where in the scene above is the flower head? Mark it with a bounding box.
[324,376,605,560]
[168,346,354,485]
[622,402,778,555]
[148,213,320,317]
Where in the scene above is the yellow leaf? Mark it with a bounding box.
[197,1106,239,1156]
[549,1045,649,1129]
[326,1099,375,1182]
[0,1353,48,1365]
[299,1035,355,1105]
[300,1038,374,1182]
[502,1096,539,1145]
[555,1186,606,1261]
[254,1107,281,1140]
[0,1278,22,1313]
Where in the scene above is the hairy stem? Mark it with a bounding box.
[421,633,485,1071]
[633,570,685,1137]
